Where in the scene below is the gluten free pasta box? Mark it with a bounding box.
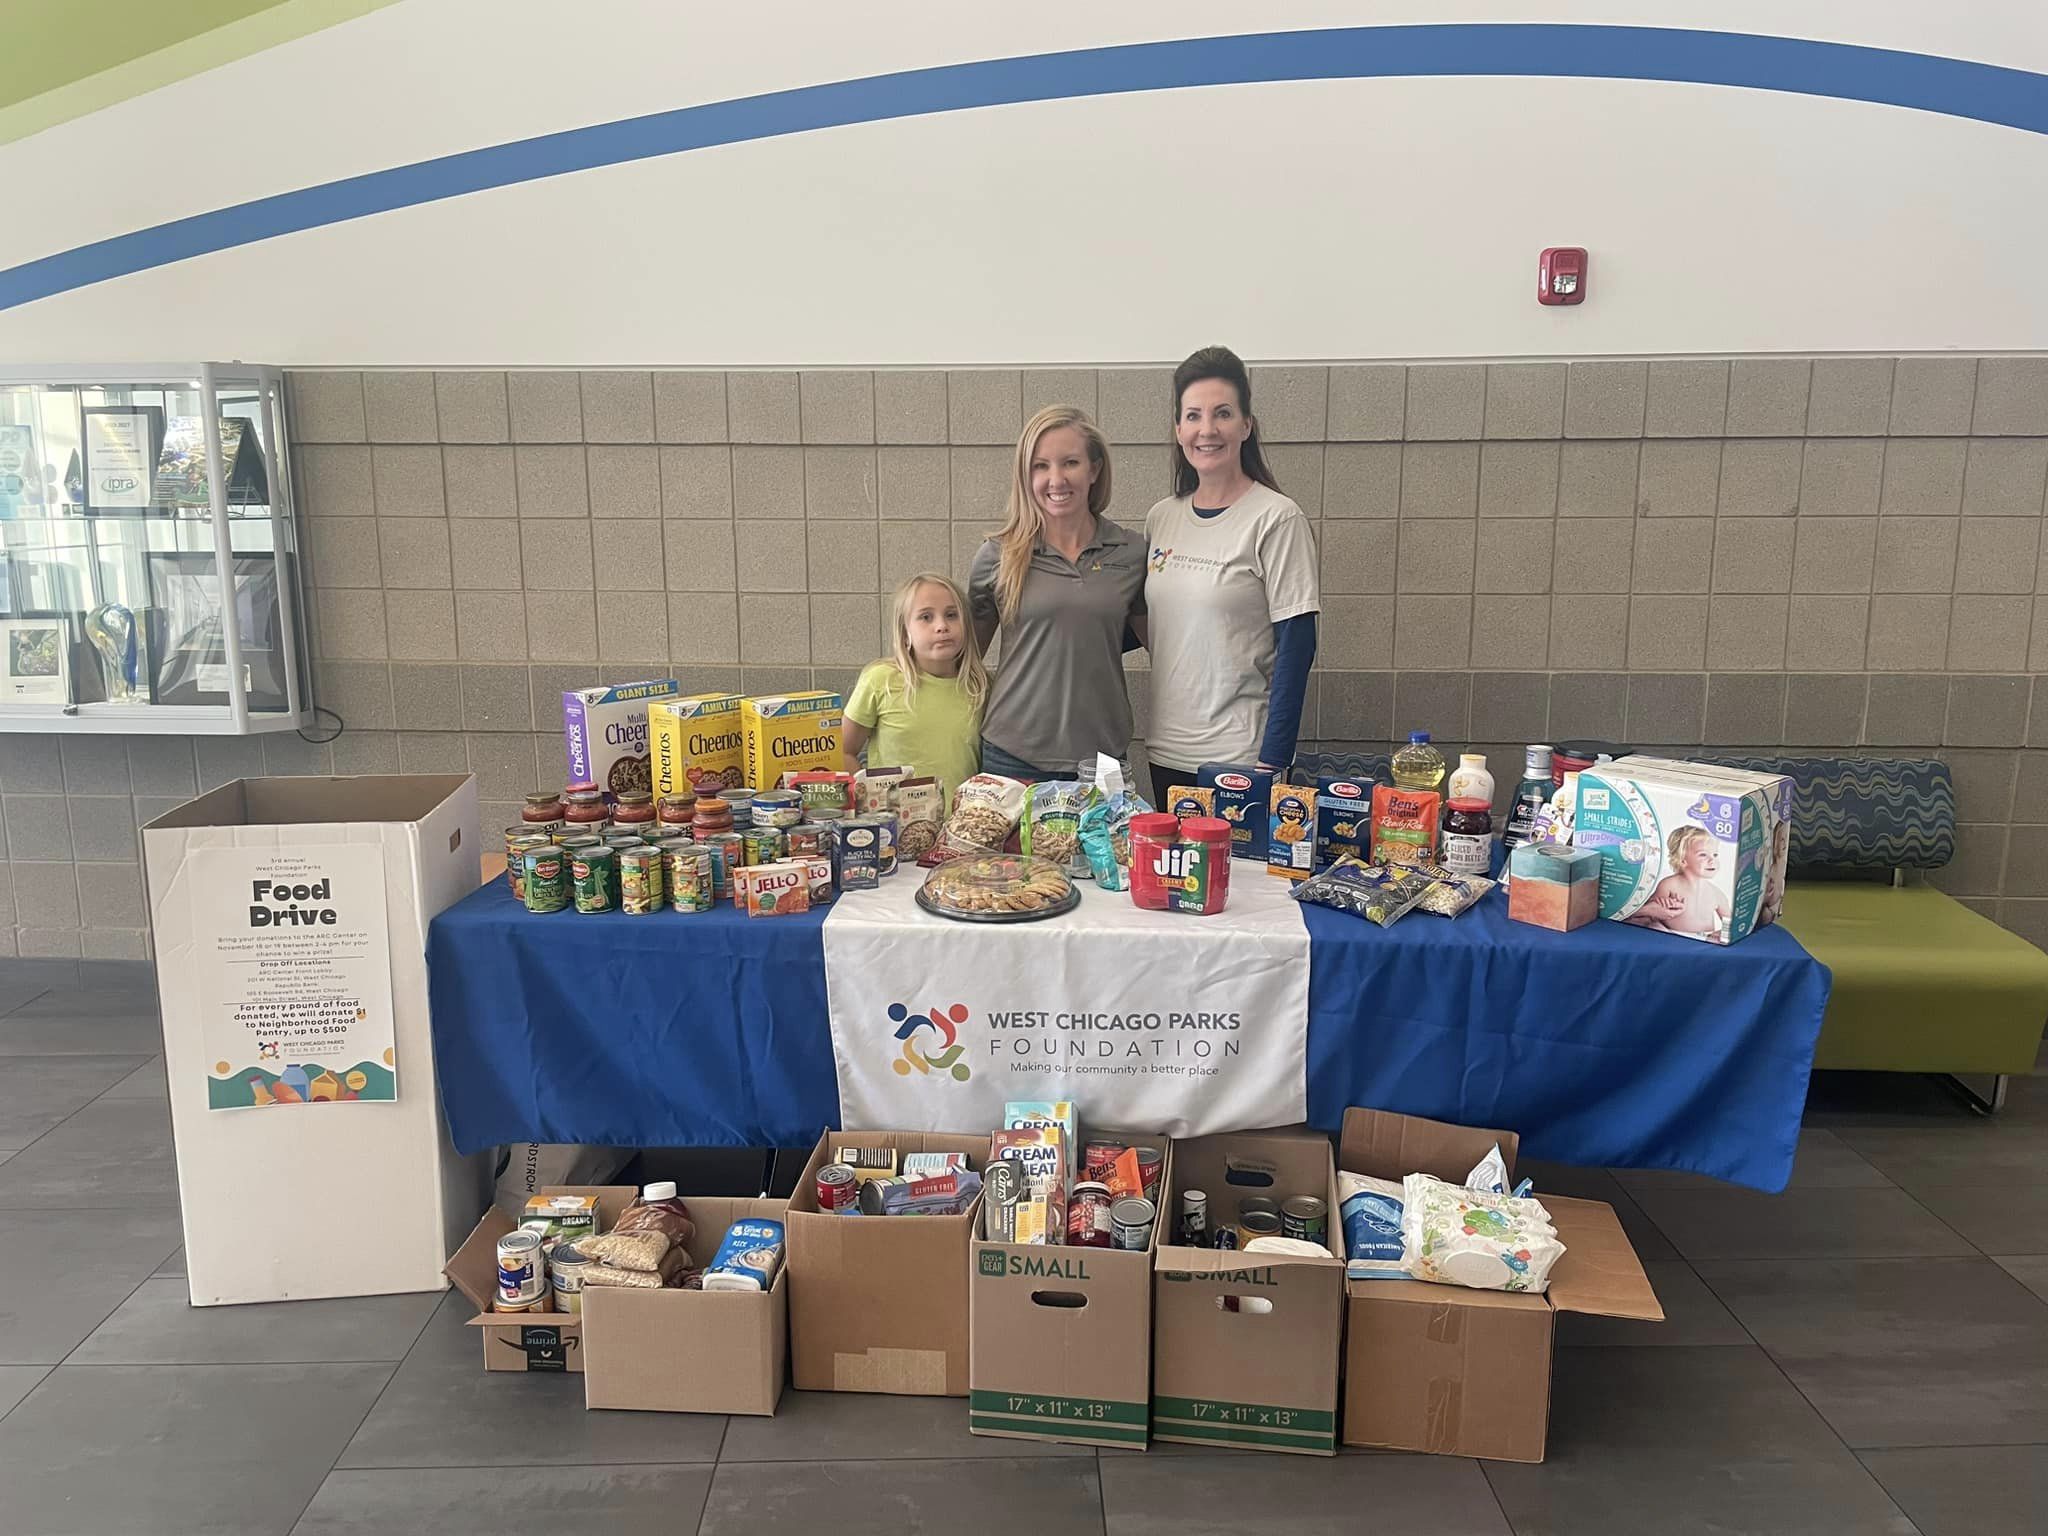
[969,1132,1169,1449]
[582,1195,789,1415]
[787,1128,988,1395]
[1337,1108,1661,1462]
[442,1184,638,1373]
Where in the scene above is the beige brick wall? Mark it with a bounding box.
[7,357,2048,958]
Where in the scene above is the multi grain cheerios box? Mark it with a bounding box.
[741,690,843,792]
[649,693,745,797]
[1573,760,1779,946]
[563,679,679,803]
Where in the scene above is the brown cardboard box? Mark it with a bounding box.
[1337,1108,1662,1461]
[582,1196,789,1415]
[968,1133,1168,1449]
[1152,1128,1347,1455]
[786,1129,989,1396]
[442,1184,638,1373]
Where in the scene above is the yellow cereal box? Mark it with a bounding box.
[650,693,745,797]
[741,690,843,792]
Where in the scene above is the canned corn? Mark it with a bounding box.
[666,847,714,912]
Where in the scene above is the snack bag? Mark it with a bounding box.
[893,776,945,862]
[791,769,855,817]
[1290,857,1432,927]
[1021,779,1095,877]
[853,765,912,816]
[1165,785,1214,820]
[922,773,1027,865]
[1079,754,1151,890]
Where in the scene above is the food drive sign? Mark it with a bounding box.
[189,844,397,1111]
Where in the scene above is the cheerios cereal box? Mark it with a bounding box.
[650,693,745,797]
[741,690,844,792]
[563,678,680,803]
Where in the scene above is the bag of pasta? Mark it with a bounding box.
[920,773,1028,866]
[1021,779,1096,878]
[1079,754,1152,891]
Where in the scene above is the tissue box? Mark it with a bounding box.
[1506,843,1600,931]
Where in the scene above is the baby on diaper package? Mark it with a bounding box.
[1572,760,1783,946]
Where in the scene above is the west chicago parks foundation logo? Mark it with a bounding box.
[887,1001,972,1081]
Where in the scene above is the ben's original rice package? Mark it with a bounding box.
[1199,762,1275,861]
[649,692,743,797]
[565,679,681,802]
[741,690,843,792]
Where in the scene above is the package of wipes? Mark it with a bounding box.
[1399,1174,1567,1294]
[1573,760,1781,945]
[1339,1170,1409,1280]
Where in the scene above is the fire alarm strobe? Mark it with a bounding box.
[1538,247,1587,306]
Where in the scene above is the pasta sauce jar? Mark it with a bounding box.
[521,791,565,833]
[563,786,609,827]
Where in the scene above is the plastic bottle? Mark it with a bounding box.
[1441,800,1494,876]
[1445,752,1495,806]
[1535,770,1581,845]
[1502,745,1555,849]
[1391,731,1446,790]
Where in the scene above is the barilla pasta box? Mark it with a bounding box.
[1573,762,1777,945]
[1199,762,1274,861]
[1315,777,1374,869]
[649,693,745,797]
[563,679,680,803]
[742,690,844,793]
[1267,782,1317,880]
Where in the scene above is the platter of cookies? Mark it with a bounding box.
[915,852,1080,923]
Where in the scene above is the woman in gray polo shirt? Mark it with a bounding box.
[968,405,1148,780]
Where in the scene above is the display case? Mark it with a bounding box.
[0,364,311,734]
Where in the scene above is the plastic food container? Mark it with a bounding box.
[916,852,1078,922]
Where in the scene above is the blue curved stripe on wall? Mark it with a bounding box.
[4,22,2045,312]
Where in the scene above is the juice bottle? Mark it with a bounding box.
[1391,731,1446,790]
[1502,745,1555,849]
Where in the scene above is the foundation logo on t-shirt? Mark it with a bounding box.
[887,1000,972,1081]
[1149,546,1172,573]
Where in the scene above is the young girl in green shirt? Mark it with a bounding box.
[842,572,989,805]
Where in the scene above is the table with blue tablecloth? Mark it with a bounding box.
[428,865,1830,1191]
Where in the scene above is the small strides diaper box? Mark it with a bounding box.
[1609,755,1793,929]
[742,690,844,792]
[563,679,679,803]
[649,693,745,797]
[1573,762,1778,945]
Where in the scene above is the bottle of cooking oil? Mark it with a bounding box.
[1391,731,1446,790]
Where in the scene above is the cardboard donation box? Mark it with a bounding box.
[583,1197,789,1415]
[786,1130,988,1396]
[1338,1108,1663,1462]
[969,1132,1169,1449]
[143,775,490,1306]
[444,1185,638,1373]
[1153,1128,1347,1455]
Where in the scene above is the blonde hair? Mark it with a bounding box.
[991,405,1113,624]
[1667,824,1713,866]
[887,572,989,713]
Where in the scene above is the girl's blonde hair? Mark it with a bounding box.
[991,405,1113,624]
[888,572,989,713]
[1667,824,1713,866]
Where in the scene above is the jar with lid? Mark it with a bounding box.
[692,799,734,836]
[563,786,609,826]
[521,790,566,833]
[1442,799,1494,876]
[1173,816,1234,915]
[1127,812,1182,912]
[656,792,696,829]
[612,789,656,829]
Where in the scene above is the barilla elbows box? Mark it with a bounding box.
[649,693,745,797]
[1610,755,1794,929]
[1199,763,1273,860]
[563,679,680,802]
[1337,1108,1661,1462]
[582,1196,788,1414]
[442,1185,638,1373]
[1153,1128,1346,1455]
[742,690,843,793]
[787,1129,987,1395]
[1574,760,1779,944]
[969,1132,1169,1449]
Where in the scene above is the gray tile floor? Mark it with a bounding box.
[1,955,2044,1534]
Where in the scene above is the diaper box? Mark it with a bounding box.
[1609,755,1793,928]
[563,679,681,803]
[1573,761,1780,945]
[1198,763,1275,861]
[1337,1109,1661,1462]
[741,690,844,793]
[649,693,745,797]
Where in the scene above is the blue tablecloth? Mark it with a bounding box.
[429,874,1830,1191]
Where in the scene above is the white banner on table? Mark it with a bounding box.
[822,872,1309,1137]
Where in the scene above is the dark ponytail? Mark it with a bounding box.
[1169,345,1283,500]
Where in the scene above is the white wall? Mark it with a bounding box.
[1,1,2044,364]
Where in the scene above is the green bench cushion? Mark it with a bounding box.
[1778,882,2048,1075]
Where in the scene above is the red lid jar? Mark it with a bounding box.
[1128,813,1181,911]
[1173,817,1233,916]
